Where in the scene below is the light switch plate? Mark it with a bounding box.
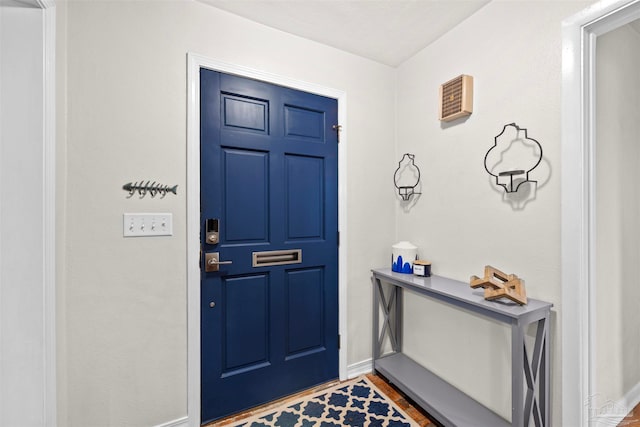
[123,213,173,237]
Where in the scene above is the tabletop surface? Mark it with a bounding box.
[372,268,553,320]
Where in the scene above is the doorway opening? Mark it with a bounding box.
[186,54,348,427]
[561,1,640,425]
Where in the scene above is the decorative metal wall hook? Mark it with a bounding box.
[484,123,543,193]
[123,181,178,198]
[393,153,422,201]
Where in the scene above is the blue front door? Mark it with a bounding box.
[200,69,339,423]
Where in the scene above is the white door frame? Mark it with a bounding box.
[0,0,56,425]
[186,53,348,427]
[561,1,640,425]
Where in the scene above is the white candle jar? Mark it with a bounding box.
[391,241,418,274]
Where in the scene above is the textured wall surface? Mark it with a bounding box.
[395,1,591,423]
[58,1,396,425]
[1,5,46,426]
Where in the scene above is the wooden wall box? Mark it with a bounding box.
[439,74,473,122]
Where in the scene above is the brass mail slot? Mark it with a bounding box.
[252,249,302,267]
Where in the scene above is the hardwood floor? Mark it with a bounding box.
[365,373,439,426]
[208,375,640,427]
[206,373,438,426]
[206,379,342,426]
[620,401,640,426]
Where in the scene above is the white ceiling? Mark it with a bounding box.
[198,0,491,67]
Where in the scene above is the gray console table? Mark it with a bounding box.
[371,268,552,427]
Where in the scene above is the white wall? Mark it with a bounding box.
[56,1,69,424]
[57,1,396,425]
[395,0,591,423]
[0,3,47,426]
[595,22,640,407]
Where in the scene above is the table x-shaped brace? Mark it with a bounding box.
[522,317,549,427]
[372,277,401,358]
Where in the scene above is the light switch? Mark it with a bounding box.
[123,213,173,237]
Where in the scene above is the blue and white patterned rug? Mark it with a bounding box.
[229,376,419,427]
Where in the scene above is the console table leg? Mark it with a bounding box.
[395,286,403,353]
[512,323,525,427]
[542,317,550,426]
[372,278,402,357]
[372,277,380,360]
[524,318,549,427]
[516,317,550,427]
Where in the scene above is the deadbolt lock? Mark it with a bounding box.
[206,219,219,245]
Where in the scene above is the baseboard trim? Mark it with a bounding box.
[154,416,189,427]
[347,358,373,379]
[627,381,640,408]
[621,381,640,420]
[590,382,640,426]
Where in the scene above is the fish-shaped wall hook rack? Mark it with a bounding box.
[123,181,178,198]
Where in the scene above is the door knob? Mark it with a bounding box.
[205,252,232,272]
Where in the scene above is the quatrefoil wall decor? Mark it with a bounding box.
[484,123,543,194]
[393,153,422,201]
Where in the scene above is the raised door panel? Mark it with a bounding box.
[221,274,270,377]
[222,148,269,243]
[222,93,269,135]
[285,154,324,240]
[284,105,324,142]
[285,268,325,359]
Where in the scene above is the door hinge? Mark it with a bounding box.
[338,334,341,349]
[332,124,342,143]
[337,231,340,246]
